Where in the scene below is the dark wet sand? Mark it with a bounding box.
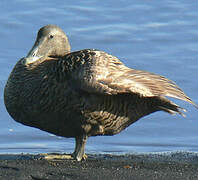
[0,152,198,180]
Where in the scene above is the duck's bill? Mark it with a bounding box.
[23,45,43,64]
[25,56,42,64]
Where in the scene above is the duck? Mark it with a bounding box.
[4,24,197,161]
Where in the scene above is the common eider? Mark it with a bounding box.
[4,24,197,161]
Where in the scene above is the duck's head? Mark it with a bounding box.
[24,24,71,64]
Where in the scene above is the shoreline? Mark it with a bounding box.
[0,152,198,179]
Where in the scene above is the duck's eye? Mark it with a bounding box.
[49,35,54,39]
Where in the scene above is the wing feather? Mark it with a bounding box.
[68,49,197,108]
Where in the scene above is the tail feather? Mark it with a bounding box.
[158,105,186,117]
[157,97,187,117]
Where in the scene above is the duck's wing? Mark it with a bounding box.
[66,49,197,108]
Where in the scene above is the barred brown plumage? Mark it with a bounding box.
[4,24,197,161]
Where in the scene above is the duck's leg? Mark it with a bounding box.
[43,135,88,161]
[72,135,88,161]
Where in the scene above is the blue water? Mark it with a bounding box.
[0,0,198,155]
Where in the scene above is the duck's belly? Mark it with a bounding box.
[5,89,85,138]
